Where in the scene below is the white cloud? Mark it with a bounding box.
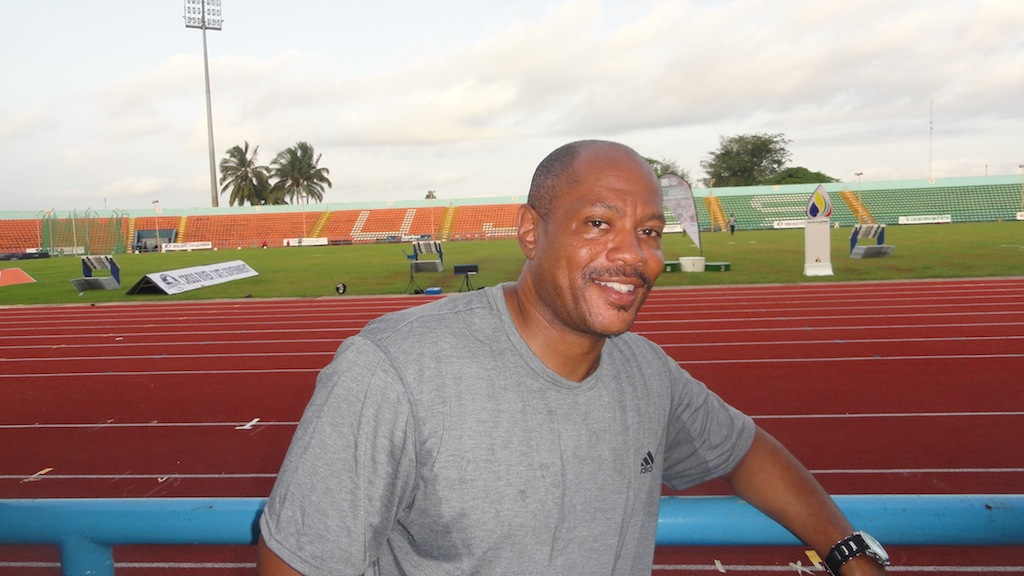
[1,0,1022,212]
[0,107,54,141]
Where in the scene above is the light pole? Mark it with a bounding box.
[184,0,223,208]
[152,200,161,253]
[1019,164,1024,212]
[854,172,864,223]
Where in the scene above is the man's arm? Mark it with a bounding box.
[256,536,302,576]
[723,426,887,576]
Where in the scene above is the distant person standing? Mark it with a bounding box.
[728,213,737,236]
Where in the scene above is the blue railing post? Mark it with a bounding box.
[60,535,114,576]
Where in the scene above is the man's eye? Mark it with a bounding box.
[587,220,608,229]
[641,228,662,238]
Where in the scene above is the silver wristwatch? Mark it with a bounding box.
[824,531,890,575]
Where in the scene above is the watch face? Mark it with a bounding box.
[857,531,891,564]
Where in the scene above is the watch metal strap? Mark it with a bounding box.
[824,532,869,575]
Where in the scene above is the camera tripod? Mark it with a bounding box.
[404,255,423,294]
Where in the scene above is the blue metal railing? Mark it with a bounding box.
[1,495,1022,576]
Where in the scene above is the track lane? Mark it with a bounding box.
[2,278,1022,575]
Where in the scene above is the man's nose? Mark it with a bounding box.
[607,230,646,267]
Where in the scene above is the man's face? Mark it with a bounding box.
[525,147,665,339]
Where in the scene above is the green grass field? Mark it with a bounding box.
[2,221,1022,305]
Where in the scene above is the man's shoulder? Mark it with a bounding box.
[604,331,684,387]
[363,286,500,343]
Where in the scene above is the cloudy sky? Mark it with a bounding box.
[2,0,1022,213]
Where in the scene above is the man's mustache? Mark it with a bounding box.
[582,267,654,291]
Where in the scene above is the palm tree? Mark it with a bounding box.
[268,142,332,205]
[218,142,270,206]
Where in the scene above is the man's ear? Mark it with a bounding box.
[516,204,540,260]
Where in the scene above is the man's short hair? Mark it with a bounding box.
[527,140,646,220]
[527,142,582,220]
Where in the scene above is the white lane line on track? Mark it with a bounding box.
[5,562,1024,572]
[753,411,1024,419]
[0,327,360,342]
[643,299,1024,314]
[0,351,333,362]
[660,335,1024,347]
[679,353,1023,364]
[653,565,1024,573]
[6,353,1023,377]
[0,368,321,378]
[3,334,1019,360]
[4,412,1022,430]
[2,563,258,570]
[13,327,1015,352]
[4,468,1022,482]
[636,310,1024,325]
[0,337,344,351]
[1,318,1018,346]
[811,468,1024,474]
[642,320,1024,335]
[3,307,1021,338]
[0,421,298,429]
[0,473,279,480]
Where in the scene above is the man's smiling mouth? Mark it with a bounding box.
[595,280,636,294]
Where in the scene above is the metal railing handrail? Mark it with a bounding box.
[1,494,1022,576]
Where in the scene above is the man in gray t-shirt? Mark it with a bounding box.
[258,141,889,576]
[260,284,753,575]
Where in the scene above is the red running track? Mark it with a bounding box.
[1,278,1023,574]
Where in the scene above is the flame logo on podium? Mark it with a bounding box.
[806,184,832,219]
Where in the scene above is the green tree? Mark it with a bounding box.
[645,157,691,182]
[269,142,333,205]
[218,141,271,206]
[700,132,792,187]
[762,166,838,185]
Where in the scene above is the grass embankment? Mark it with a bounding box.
[1,222,1021,306]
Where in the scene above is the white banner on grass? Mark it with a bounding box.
[283,237,329,247]
[899,214,952,224]
[162,241,214,252]
[773,219,807,229]
[127,260,258,295]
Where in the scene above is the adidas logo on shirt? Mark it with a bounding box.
[640,451,655,474]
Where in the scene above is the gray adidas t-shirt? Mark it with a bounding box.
[260,284,754,575]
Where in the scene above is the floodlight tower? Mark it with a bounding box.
[184,0,223,208]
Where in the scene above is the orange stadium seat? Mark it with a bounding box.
[183,212,318,249]
[320,210,364,243]
[0,219,43,253]
[449,204,519,240]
